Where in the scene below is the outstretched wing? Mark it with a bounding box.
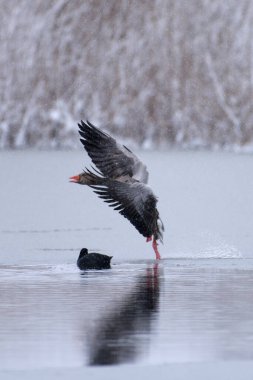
[78,120,149,183]
[90,179,158,238]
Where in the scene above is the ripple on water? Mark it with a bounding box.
[0,259,253,368]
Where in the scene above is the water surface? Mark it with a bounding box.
[0,151,253,369]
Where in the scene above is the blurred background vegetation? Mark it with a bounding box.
[0,0,253,149]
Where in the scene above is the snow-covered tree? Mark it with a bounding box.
[0,0,253,149]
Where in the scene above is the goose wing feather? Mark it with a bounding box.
[90,180,158,238]
[78,120,149,183]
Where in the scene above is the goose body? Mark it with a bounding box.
[70,120,164,259]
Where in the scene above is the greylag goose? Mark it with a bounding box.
[70,121,164,259]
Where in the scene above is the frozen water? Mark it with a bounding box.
[1,150,252,263]
[0,150,253,373]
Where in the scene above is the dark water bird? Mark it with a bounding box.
[77,248,112,270]
[70,120,164,259]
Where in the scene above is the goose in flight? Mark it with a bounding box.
[70,120,164,259]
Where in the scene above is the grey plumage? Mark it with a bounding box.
[72,120,164,248]
[78,120,149,184]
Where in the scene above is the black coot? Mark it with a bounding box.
[77,248,112,270]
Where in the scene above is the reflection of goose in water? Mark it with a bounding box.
[87,264,161,366]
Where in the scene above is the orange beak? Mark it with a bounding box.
[69,175,80,183]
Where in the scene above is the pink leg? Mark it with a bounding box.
[146,236,152,242]
[152,238,161,260]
